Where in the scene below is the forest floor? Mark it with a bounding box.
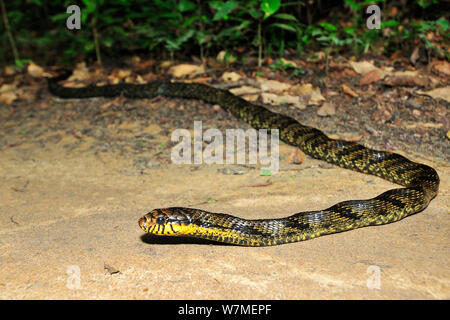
[0,56,448,299]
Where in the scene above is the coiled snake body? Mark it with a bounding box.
[49,72,439,246]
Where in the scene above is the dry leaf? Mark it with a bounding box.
[0,75,22,104]
[160,60,172,69]
[410,46,420,65]
[359,69,382,85]
[261,92,306,109]
[349,60,379,74]
[405,122,443,129]
[129,55,140,65]
[258,79,291,92]
[388,6,398,17]
[4,66,16,76]
[100,97,120,110]
[27,62,51,78]
[135,75,146,84]
[67,62,91,83]
[222,72,241,82]
[317,102,335,117]
[288,149,303,164]
[432,60,450,77]
[0,83,18,104]
[310,88,326,105]
[384,73,428,87]
[328,133,362,142]
[17,85,38,102]
[279,58,297,68]
[341,84,359,97]
[229,86,260,96]
[345,135,363,142]
[417,87,450,103]
[289,83,325,105]
[168,64,205,78]
[307,52,325,62]
[240,94,259,102]
[116,69,132,79]
[216,50,237,63]
[341,68,358,77]
[104,263,121,275]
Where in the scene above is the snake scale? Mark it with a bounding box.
[48,71,439,246]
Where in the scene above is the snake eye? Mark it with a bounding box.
[156,216,165,224]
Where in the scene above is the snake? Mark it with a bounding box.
[48,70,440,246]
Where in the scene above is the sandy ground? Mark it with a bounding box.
[0,95,449,299]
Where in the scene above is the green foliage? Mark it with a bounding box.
[270,58,306,77]
[0,0,447,66]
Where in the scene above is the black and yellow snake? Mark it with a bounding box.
[49,71,440,246]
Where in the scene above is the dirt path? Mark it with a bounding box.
[0,93,448,299]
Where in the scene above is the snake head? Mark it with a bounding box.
[139,208,192,235]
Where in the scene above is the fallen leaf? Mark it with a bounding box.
[104,263,121,275]
[135,59,154,70]
[245,182,274,188]
[168,64,205,78]
[384,72,428,87]
[100,97,120,110]
[345,135,363,142]
[307,51,325,62]
[115,69,132,79]
[258,79,291,92]
[66,62,91,84]
[388,6,398,17]
[135,75,146,84]
[349,60,379,74]
[4,66,16,76]
[229,86,261,96]
[288,149,303,164]
[417,87,450,102]
[405,122,443,129]
[410,46,420,65]
[341,84,359,97]
[326,90,339,96]
[289,83,325,105]
[359,69,382,85]
[27,61,51,78]
[317,102,335,117]
[17,85,38,102]
[241,94,259,102]
[1,141,23,150]
[261,92,306,109]
[341,68,358,77]
[216,50,237,63]
[222,72,241,82]
[432,60,450,77]
[0,83,18,104]
[160,60,172,69]
[329,133,362,142]
[309,87,326,105]
[279,58,298,68]
[71,129,82,139]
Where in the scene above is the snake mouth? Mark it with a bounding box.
[138,216,149,231]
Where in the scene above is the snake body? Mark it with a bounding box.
[49,71,439,246]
